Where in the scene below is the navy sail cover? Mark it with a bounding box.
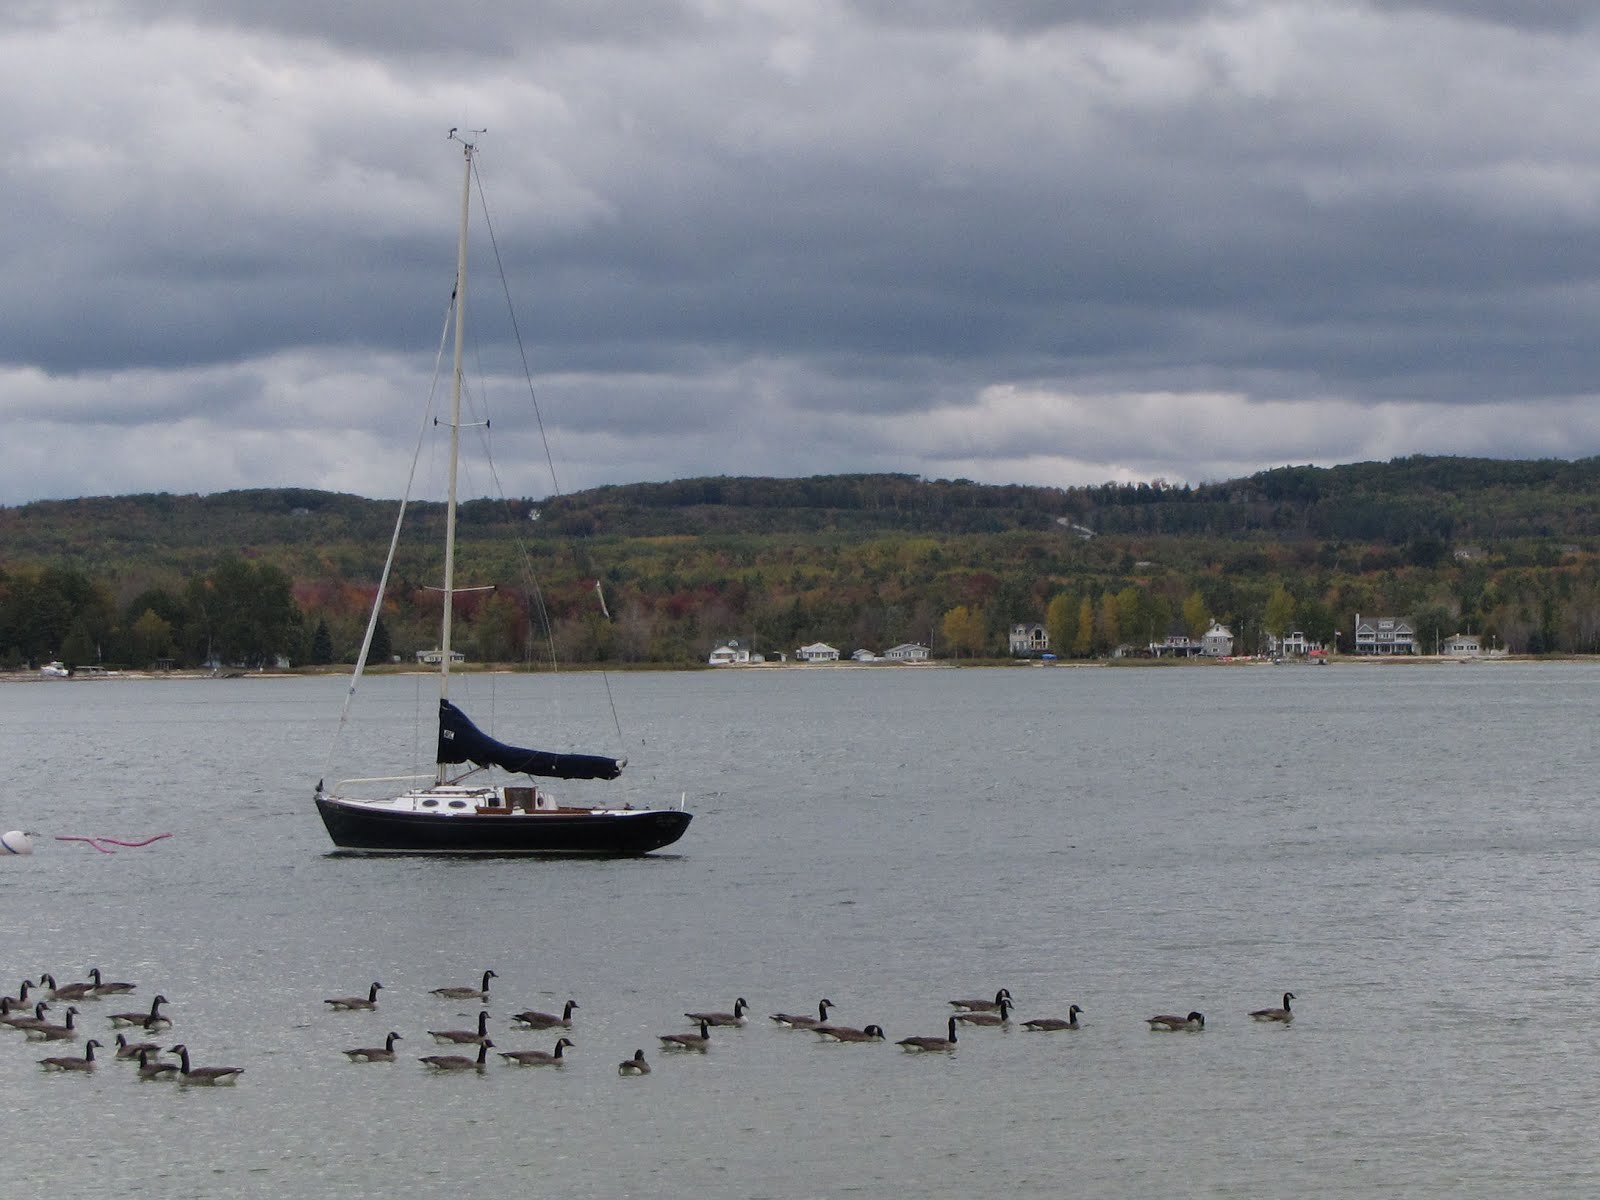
[436,700,623,781]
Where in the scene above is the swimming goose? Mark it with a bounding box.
[344,1032,403,1062]
[1,1001,51,1032]
[500,1037,574,1066]
[660,1019,712,1051]
[769,999,834,1028]
[40,1039,101,1072]
[430,970,496,1001]
[684,998,748,1027]
[949,988,1012,1012]
[1022,1005,1084,1031]
[88,967,136,995]
[1147,1011,1205,1032]
[511,1000,579,1030]
[897,1017,959,1053]
[169,1044,245,1085]
[115,1033,164,1060]
[813,1023,886,1043]
[39,973,96,1003]
[618,1049,650,1076]
[420,1039,493,1071]
[136,1048,178,1081]
[1249,992,1295,1023]
[109,995,170,1029]
[27,1006,81,1041]
[954,998,1013,1027]
[325,982,383,1011]
[428,1010,491,1045]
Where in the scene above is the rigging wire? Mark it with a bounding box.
[470,155,628,751]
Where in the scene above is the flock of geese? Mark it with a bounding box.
[3,967,1299,1083]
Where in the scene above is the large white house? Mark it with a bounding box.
[1354,615,1417,655]
[1009,623,1050,655]
[1264,630,1315,657]
[796,642,840,662]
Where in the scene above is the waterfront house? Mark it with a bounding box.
[1009,623,1050,655]
[1442,632,1481,657]
[883,643,930,662]
[1201,622,1235,657]
[796,642,840,663]
[708,642,751,666]
[1353,615,1417,655]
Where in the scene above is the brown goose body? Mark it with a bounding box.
[1147,1011,1205,1032]
[40,1039,101,1072]
[170,1044,244,1085]
[500,1036,575,1066]
[430,970,496,1001]
[1249,992,1296,1023]
[684,998,747,1027]
[770,999,834,1029]
[949,988,1012,1013]
[954,998,1013,1027]
[109,995,169,1029]
[344,1032,404,1062]
[88,968,136,995]
[813,1023,886,1043]
[428,1010,491,1045]
[1,1001,51,1032]
[420,1040,493,1071]
[898,1016,959,1053]
[27,1006,81,1041]
[618,1049,650,1075]
[326,982,383,1011]
[660,1019,711,1051]
[1022,1004,1083,1031]
[115,1033,164,1059]
[136,1048,178,1081]
[511,1000,578,1030]
[39,973,96,1003]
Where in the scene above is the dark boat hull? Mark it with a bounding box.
[315,797,692,856]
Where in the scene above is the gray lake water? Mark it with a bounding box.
[3,661,1599,1198]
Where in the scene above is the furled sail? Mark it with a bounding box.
[436,700,624,781]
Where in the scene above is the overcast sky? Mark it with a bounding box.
[3,1,1600,505]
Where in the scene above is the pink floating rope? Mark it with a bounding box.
[55,833,173,854]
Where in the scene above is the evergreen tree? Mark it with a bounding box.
[370,616,393,664]
[310,619,334,665]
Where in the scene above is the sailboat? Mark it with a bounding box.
[314,135,692,856]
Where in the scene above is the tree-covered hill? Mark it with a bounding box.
[4,455,1600,668]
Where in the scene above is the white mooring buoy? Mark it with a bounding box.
[2,830,34,856]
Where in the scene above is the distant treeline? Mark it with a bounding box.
[5,456,1600,669]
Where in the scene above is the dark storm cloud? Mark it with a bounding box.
[3,1,1600,504]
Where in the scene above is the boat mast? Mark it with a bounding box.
[437,135,472,781]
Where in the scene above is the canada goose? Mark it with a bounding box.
[136,1048,178,1081]
[954,998,1013,1027]
[88,967,135,996]
[769,998,834,1028]
[500,1036,574,1066]
[344,1032,403,1062]
[898,1016,959,1052]
[9,980,33,1006]
[813,1023,886,1043]
[430,970,496,1001]
[39,973,96,1003]
[660,1019,711,1051]
[1,1001,50,1032]
[40,1038,101,1072]
[949,988,1012,1012]
[1250,992,1296,1023]
[618,1049,650,1076]
[325,982,383,1011]
[429,1010,491,1045]
[27,1006,80,1041]
[1147,1011,1205,1032]
[115,1033,164,1060]
[1022,1005,1084,1031]
[511,1000,579,1030]
[685,998,748,1027]
[109,995,170,1029]
[169,1044,245,1085]
[420,1039,493,1071]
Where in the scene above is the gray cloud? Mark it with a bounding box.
[3,2,1600,505]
